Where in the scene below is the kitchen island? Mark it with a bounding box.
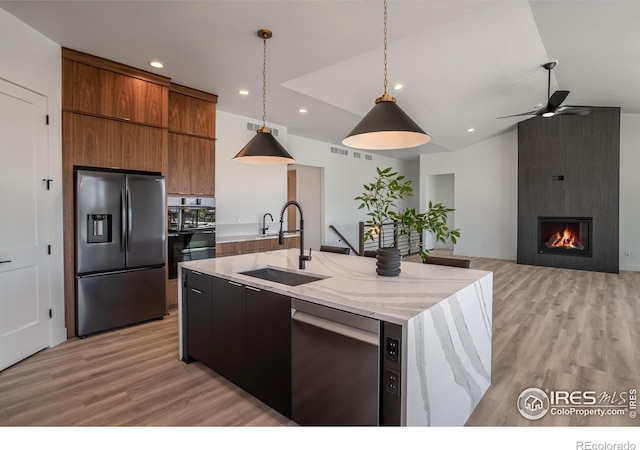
[178,248,492,426]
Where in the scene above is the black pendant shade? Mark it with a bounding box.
[233,28,294,165]
[342,98,431,150]
[234,127,295,165]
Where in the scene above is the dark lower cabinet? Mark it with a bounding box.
[186,277,214,367]
[184,272,292,418]
[210,278,247,388]
[245,287,292,418]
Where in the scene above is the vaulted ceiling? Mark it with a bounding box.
[2,1,639,160]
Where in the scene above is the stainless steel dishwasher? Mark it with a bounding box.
[291,298,380,426]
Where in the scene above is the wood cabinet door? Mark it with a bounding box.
[167,133,192,195]
[190,137,215,195]
[66,60,164,127]
[71,114,121,168]
[169,92,216,138]
[122,122,163,172]
[69,62,105,117]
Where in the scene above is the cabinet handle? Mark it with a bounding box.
[191,270,202,275]
[228,281,242,287]
[116,117,131,122]
[245,286,261,292]
[0,260,11,264]
[191,288,202,294]
[185,132,199,137]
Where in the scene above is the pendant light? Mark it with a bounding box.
[233,29,295,165]
[342,0,430,150]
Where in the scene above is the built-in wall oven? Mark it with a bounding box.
[168,196,216,279]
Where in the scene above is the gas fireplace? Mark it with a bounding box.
[538,217,592,257]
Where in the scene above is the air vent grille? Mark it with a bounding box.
[353,152,361,159]
[330,147,349,156]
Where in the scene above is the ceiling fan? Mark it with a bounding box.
[498,61,591,119]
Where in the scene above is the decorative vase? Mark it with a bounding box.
[376,247,401,277]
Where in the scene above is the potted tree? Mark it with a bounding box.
[356,167,460,276]
[397,202,461,262]
[355,167,413,276]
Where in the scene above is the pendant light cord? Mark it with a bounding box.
[383,0,388,95]
[262,36,267,128]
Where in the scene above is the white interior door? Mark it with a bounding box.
[0,78,50,371]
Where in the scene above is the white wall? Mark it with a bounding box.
[291,165,324,251]
[215,111,289,236]
[620,113,640,271]
[288,135,414,252]
[427,174,455,250]
[0,8,65,344]
[216,111,414,251]
[420,131,518,260]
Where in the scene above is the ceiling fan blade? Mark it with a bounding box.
[497,110,538,119]
[547,90,570,110]
[555,106,592,116]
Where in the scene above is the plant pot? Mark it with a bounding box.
[375,247,401,277]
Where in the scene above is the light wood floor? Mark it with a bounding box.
[1,255,638,426]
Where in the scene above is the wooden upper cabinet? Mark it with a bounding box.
[122,123,163,173]
[70,113,163,172]
[169,91,216,138]
[62,49,170,128]
[191,137,215,195]
[168,133,215,196]
[70,114,122,169]
[167,83,217,195]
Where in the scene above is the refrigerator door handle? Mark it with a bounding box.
[127,188,133,252]
[121,188,126,252]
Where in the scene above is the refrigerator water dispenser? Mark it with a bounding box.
[87,214,112,243]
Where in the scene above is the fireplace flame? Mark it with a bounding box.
[545,227,584,250]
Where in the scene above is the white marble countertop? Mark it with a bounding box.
[179,248,492,324]
[216,232,299,244]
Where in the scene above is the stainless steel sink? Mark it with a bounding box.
[238,267,326,286]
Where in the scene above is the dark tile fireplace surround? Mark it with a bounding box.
[517,107,620,273]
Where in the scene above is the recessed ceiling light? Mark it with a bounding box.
[298,108,308,113]
[467,128,475,133]
[393,83,404,90]
[149,61,164,69]
[238,90,249,96]
[542,112,555,118]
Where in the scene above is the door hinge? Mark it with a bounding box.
[43,179,53,190]
[48,245,51,255]
[46,115,49,125]
[49,309,52,319]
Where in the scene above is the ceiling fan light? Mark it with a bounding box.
[342,98,431,150]
[233,127,295,165]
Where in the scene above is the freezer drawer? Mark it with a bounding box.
[291,299,380,426]
[76,267,165,337]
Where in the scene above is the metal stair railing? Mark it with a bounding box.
[358,221,421,257]
[327,225,360,256]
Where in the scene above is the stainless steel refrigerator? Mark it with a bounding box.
[75,169,166,337]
